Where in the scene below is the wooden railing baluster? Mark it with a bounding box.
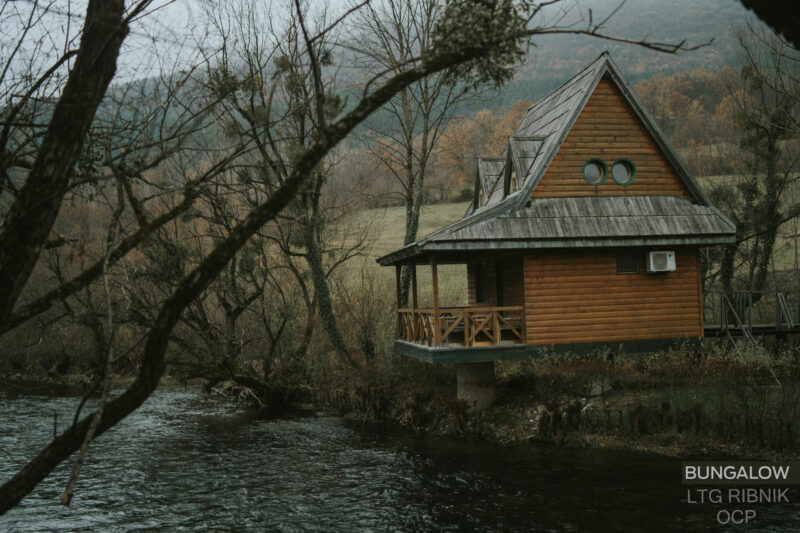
[397,306,525,348]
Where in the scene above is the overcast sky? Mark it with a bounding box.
[2,0,761,95]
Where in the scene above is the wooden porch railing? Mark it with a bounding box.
[397,306,526,348]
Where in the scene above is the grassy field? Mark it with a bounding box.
[352,201,470,260]
[346,201,471,307]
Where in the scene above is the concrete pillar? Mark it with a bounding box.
[456,361,495,410]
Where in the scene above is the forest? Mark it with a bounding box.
[1,0,800,521]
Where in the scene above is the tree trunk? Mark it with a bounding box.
[750,140,781,296]
[0,0,128,325]
[721,243,737,294]
[303,203,356,368]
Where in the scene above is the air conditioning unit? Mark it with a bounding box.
[646,251,676,273]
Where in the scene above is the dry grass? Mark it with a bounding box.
[351,201,470,260]
[341,201,471,306]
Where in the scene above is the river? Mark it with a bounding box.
[1,388,799,531]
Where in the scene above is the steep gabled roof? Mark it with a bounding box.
[377,52,735,266]
[465,52,607,217]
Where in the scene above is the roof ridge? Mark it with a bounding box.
[519,52,608,117]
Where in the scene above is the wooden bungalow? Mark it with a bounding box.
[377,52,736,403]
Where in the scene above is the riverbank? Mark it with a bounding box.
[4,345,799,461]
[296,346,800,461]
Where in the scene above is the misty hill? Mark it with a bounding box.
[95,0,763,145]
[476,0,762,111]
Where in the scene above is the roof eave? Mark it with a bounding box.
[376,243,424,266]
[405,235,737,252]
[377,234,736,264]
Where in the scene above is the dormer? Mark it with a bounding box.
[504,150,517,196]
[505,136,544,197]
[474,157,504,210]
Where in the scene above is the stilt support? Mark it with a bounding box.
[455,361,495,410]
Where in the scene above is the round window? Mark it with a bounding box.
[611,158,636,185]
[582,158,607,186]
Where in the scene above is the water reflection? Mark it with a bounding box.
[1,389,798,531]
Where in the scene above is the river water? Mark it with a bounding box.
[1,388,799,532]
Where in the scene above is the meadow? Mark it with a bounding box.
[347,201,472,307]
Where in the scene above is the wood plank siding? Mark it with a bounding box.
[523,249,703,345]
[467,257,524,307]
[533,79,690,199]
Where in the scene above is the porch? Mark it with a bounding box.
[392,255,527,352]
[397,306,526,347]
[387,252,706,364]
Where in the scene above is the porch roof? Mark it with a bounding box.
[377,196,736,265]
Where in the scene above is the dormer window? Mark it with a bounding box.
[475,156,505,208]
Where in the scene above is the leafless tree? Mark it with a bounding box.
[706,24,800,296]
[0,0,708,514]
[355,0,481,306]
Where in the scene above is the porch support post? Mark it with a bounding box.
[456,362,495,410]
[411,262,418,310]
[521,307,527,344]
[430,256,440,347]
[395,263,402,338]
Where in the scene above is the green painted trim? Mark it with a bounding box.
[394,337,703,364]
[611,157,636,186]
[582,158,608,186]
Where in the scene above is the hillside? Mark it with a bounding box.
[365,0,762,129]
[355,201,470,261]
[522,0,758,80]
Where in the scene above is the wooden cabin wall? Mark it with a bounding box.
[502,259,525,307]
[523,248,702,345]
[467,262,495,305]
[533,79,690,199]
[467,257,524,307]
